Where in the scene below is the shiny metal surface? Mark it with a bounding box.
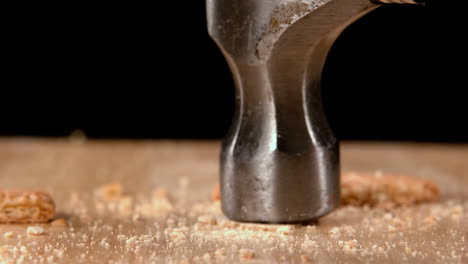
[207,0,422,223]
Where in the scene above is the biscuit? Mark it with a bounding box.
[0,190,55,223]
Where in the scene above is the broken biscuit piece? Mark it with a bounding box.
[0,190,55,223]
[341,172,440,208]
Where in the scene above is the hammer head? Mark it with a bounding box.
[207,0,379,223]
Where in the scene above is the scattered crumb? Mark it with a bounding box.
[212,183,220,201]
[450,205,463,221]
[126,236,138,246]
[276,225,294,235]
[300,255,312,263]
[95,182,122,200]
[342,239,359,253]
[118,196,134,215]
[425,214,439,224]
[50,218,68,227]
[198,215,217,226]
[239,249,256,260]
[117,234,127,242]
[329,227,340,237]
[100,238,110,249]
[3,232,14,239]
[20,246,28,254]
[54,249,64,258]
[27,226,45,236]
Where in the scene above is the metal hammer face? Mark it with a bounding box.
[207,0,423,223]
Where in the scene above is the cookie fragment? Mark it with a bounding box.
[27,226,46,236]
[341,172,440,208]
[50,218,67,227]
[0,190,55,223]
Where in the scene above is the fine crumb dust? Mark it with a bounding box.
[0,171,465,264]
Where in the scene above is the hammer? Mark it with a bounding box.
[206,0,458,223]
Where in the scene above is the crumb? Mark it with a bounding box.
[126,236,138,246]
[342,239,358,252]
[95,182,122,200]
[197,215,217,225]
[423,214,439,227]
[276,225,294,235]
[329,227,340,237]
[166,227,188,244]
[27,226,45,236]
[118,196,133,215]
[3,231,14,239]
[300,255,312,263]
[167,218,177,227]
[303,236,319,248]
[450,205,463,221]
[239,249,255,260]
[54,249,64,258]
[137,188,174,217]
[306,225,316,232]
[100,239,110,249]
[212,183,220,201]
[50,218,67,227]
[20,246,28,254]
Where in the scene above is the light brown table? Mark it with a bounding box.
[0,138,466,263]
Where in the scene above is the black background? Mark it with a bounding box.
[1,2,467,142]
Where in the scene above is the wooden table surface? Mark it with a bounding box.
[0,138,466,264]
